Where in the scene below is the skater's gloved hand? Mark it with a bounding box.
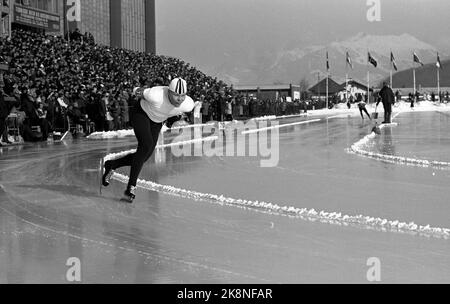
[133,87,146,99]
[165,115,182,129]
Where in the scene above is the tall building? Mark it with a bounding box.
[0,1,13,37]
[2,0,155,53]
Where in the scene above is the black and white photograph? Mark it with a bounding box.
[1,0,450,287]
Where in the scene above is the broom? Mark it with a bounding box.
[371,105,378,120]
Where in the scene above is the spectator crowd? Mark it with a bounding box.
[0,28,240,143]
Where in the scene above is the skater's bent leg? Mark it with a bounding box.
[109,153,134,170]
[103,141,136,187]
[127,113,162,188]
[108,110,160,171]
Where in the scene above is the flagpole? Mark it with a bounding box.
[317,72,320,102]
[367,51,370,105]
[437,65,440,103]
[326,73,329,110]
[326,50,329,110]
[390,70,393,89]
[346,72,348,104]
[345,51,348,104]
[368,70,370,104]
[367,50,371,104]
[413,67,416,103]
[412,51,416,103]
[390,50,393,88]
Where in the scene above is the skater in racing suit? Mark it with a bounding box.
[102,78,194,202]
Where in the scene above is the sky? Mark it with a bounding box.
[156,0,450,80]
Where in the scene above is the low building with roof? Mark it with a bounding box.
[233,84,301,102]
[308,77,342,99]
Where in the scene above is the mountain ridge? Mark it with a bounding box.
[206,33,449,87]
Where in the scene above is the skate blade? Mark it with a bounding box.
[120,197,134,203]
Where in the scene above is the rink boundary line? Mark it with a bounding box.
[108,171,450,240]
[155,135,218,149]
[241,119,321,135]
[103,151,449,240]
[104,135,219,159]
[169,122,216,130]
[87,124,217,140]
[349,111,450,168]
[251,113,308,121]
[87,114,309,140]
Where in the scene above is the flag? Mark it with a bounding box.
[326,51,330,72]
[368,52,377,68]
[390,51,398,71]
[413,52,424,66]
[437,53,442,69]
[346,51,353,69]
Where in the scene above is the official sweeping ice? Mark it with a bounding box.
[102,78,194,202]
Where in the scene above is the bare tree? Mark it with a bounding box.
[299,77,310,100]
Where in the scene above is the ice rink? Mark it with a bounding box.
[1,104,450,283]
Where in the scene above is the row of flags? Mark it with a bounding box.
[325,51,443,72]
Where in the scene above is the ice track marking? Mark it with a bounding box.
[349,111,450,169]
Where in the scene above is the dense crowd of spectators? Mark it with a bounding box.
[0,28,240,142]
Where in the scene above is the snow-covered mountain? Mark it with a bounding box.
[206,33,447,86]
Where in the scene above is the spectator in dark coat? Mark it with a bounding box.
[94,92,106,132]
[20,89,49,140]
[377,82,395,124]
